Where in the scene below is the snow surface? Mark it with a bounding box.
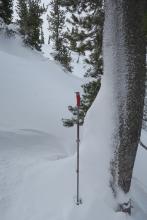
[0,25,147,220]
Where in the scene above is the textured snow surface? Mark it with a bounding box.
[0,30,147,220]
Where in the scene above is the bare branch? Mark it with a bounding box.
[140,140,147,150]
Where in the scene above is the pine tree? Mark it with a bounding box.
[62,0,103,127]
[40,25,44,44]
[26,0,45,50]
[62,80,101,127]
[48,0,72,72]
[16,0,46,51]
[16,0,28,36]
[0,0,13,24]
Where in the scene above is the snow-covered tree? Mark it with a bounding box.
[104,0,147,214]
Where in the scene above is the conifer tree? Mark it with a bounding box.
[0,0,13,24]
[16,0,45,51]
[16,0,28,36]
[62,80,101,127]
[27,0,45,50]
[48,0,72,72]
[62,0,103,127]
[40,25,44,44]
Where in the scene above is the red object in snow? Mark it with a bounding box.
[76,92,80,107]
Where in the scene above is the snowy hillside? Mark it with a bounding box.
[0,29,147,220]
[0,31,83,219]
[0,30,84,150]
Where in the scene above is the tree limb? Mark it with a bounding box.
[140,140,147,150]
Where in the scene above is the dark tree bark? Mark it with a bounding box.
[117,0,146,194]
[104,0,146,205]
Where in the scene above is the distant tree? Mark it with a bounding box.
[40,25,44,44]
[16,0,46,51]
[48,0,72,72]
[16,0,28,36]
[0,0,13,24]
[26,0,45,50]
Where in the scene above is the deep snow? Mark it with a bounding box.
[0,28,147,220]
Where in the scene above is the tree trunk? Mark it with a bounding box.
[104,0,146,203]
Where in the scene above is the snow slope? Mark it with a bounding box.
[0,32,83,219]
[0,30,147,220]
[0,31,84,151]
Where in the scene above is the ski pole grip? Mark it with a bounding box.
[76,92,80,107]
